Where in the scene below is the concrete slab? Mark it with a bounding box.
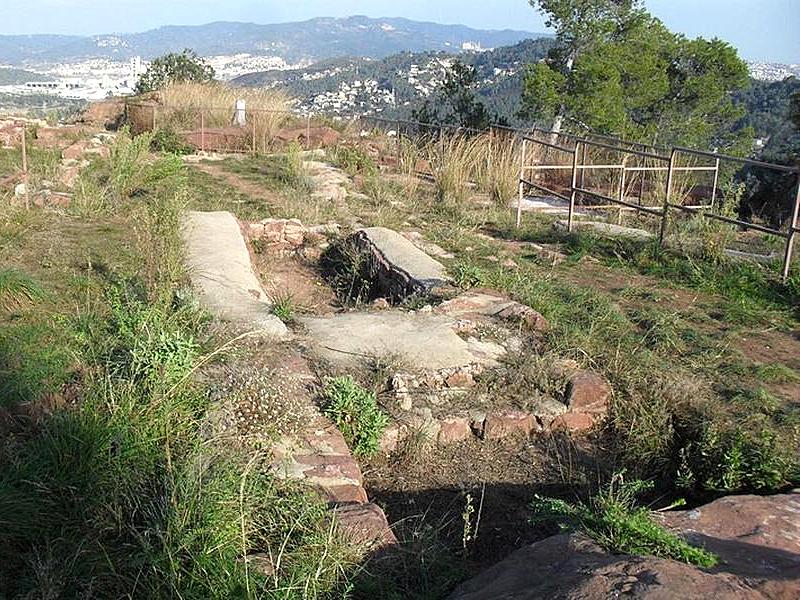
[301,311,504,370]
[355,227,451,299]
[513,195,589,216]
[181,210,288,337]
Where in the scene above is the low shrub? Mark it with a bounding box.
[331,145,378,177]
[530,473,718,567]
[151,127,195,155]
[323,376,389,457]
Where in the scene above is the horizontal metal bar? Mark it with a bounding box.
[576,187,664,216]
[519,178,573,203]
[673,147,800,173]
[520,135,576,154]
[577,138,670,162]
[577,164,625,170]
[524,165,573,170]
[667,204,788,237]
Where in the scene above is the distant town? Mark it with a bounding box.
[0,52,797,108]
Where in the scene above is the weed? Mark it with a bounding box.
[321,238,376,306]
[530,473,718,567]
[451,260,485,289]
[270,291,296,324]
[331,144,378,177]
[754,363,800,384]
[323,376,389,458]
[677,420,797,493]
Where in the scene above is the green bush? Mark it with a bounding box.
[109,128,186,200]
[677,421,797,493]
[530,474,718,567]
[323,376,389,457]
[331,145,378,177]
[151,127,195,155]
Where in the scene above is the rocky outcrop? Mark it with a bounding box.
[180,127,247,153]
[352,226,452,300]
[276,126,341,148]
[435,289,549,333]
[77,97,126,130]
[449,492,800,599]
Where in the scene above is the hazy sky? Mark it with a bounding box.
[6,0,800,62]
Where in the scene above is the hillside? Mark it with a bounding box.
[0,17,545,65]
[233,38,554,123]
[0,67,52,85]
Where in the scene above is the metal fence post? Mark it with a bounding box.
[568,141,580,232]
[20,127,29,210]
[617,156,628,225]
[516,138,528,228]
[710,157,721,211]
[659,149,677,245]
[200,110,205,153]
[781,176,800,282]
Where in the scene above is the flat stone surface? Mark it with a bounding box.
[301,311,504,370]
[554,219,654,241]
[181,211,288,338]
[356,226,451,294]
[514,195,589,216]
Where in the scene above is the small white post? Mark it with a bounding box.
[234,99,246,127]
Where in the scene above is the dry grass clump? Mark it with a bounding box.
[474,132,523,206]
[423,133,484,205]
[157,81,293,149]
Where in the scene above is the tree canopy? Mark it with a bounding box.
[521,0,751,152]
[136,49,215,94]
[412,60,501,130]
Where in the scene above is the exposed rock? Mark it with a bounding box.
[566,371,611,416]
[249,218,307,250]
[435,290,548,333]
[276,126,341,148]
[451,492,800,599]
[334,503,397,549]
[352,227,452,300]
[62,140,90,161]
[379,422,408,454]
[554,219,654,241]
[59,164,81,188]
[180,127,247,153]
[551,412,595,433]
[301,312,504,371]
[483,410,540,440]
[438,416,473,445]
[78,97,126,130]
[181,211,288,338]
[0,122,23,148]
[401,230,456,259]
[35,125,92,149]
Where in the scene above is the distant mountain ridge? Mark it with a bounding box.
[0,17,546,65]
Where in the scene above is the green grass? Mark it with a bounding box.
[0,268,45,311]
[0,132,361,598]
[530,474,719,567]
[323,376,389,458]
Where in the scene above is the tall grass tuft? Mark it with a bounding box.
[423,133,483,205]
[0,268,44,311]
